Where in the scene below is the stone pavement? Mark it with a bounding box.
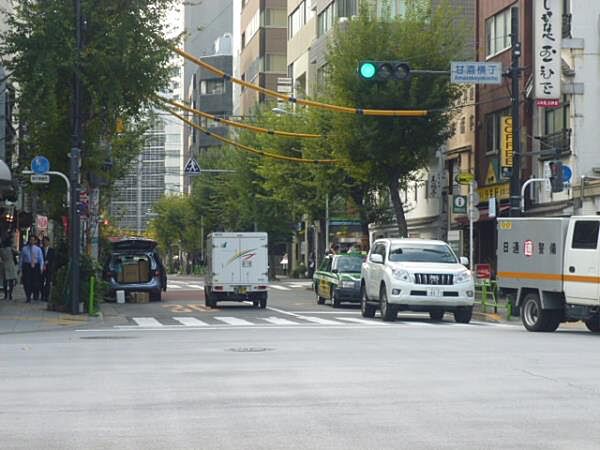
[0,284,100,334]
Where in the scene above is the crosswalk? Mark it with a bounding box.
[166,280,313,292]
[116,314,509,330]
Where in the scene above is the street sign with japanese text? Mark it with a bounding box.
[30,174,50,184]
[535,0,562,107]
[451,62,502,85]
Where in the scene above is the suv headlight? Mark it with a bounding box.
[392,269,413,283]
[454,270,473,284]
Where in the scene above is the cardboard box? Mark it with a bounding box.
[122,264,140,283]
[138,259,150,281]
[128,292,149,303]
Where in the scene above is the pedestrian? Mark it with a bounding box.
[20,235,44,302]
[0,238,17,300]
[307,253,316,278]
[41,236,56,302]
[280,253,288,276]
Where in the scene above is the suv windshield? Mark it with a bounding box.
[334,256,363,273]
[388,244,457,264]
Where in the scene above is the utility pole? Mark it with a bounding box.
[70,0,83,314]
[509,6,522,217]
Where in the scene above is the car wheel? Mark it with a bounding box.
[150,290,161,302]
[585,316,600,333]
[259,295,267,309]
[521,293,559,332]
[205,288,216,308]
[331,288,340,308]
[360,285,376,318]
[453,306,472,324]
[379,285,396,322]
[429,309,444,321]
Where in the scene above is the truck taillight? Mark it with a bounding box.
[257,285,267,290]
[214,286,223,291]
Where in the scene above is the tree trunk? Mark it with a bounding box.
[349,187,371,239]
[388,177,408,237]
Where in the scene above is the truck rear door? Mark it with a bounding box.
[212,236,240,285]
[564,219,600,306]
[239,235,268,284]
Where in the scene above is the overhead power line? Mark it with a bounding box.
[158,96,321,139]
[173,47,430,118]
[165,108,338,165]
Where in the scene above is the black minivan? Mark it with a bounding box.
[104,238,167,301]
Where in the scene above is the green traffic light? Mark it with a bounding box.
[359,62,376,79]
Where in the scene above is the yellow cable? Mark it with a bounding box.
[165,108,338,165]
[159,96,321,139]
[173,47,429,118]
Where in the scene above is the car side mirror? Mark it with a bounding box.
[331,268,338,273]
[370,254,384,264]
[460,256,469,266]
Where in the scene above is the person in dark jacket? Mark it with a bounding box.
[41,236,56,302]
[20,235,44,302]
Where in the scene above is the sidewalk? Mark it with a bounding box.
[0,284,99,334]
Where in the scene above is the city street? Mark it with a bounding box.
[1,276,600,449]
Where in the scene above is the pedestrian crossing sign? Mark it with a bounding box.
[184,158,201,175]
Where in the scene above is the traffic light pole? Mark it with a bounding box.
[509,6,522,217]
[70,0,82,315]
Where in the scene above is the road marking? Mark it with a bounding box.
[336,317,388,326]
[214,317,254,326]
[262,317,300,325]
[287,311,360,315]
[286,283,309,288]
[297,316,343,325]
[132,317,163,327]
[167,284,183,289]
[187,284,204,289]
[172,317,209,327]
[270,285,291,291]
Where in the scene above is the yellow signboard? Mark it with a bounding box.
[501,116,513,168]
[455,172,475,185]
[478,182,510,202]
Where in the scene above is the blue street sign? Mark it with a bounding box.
[31,156,50,175]
[562,164,572,183]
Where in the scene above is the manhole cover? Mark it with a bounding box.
[80,336,137,340]
[227,347,274,353]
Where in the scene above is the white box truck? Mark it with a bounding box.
[497,216,600,332]
[204,232,269,308]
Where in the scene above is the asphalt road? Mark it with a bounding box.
[1,275,600,449]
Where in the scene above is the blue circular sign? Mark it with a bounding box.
[31,156,50,175]
[562,164,572,182]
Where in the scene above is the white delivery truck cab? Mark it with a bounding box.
[497,217,600,332]
[205,232,269,308]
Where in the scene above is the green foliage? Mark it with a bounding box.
[1,0,177,218]
[323,0,469,235]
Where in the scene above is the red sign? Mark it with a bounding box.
[36,215,48,230]
[536,99,560,108]
[524,240,534,257]
[475,264,491,280]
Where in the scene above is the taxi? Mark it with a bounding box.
[313,253,364,307]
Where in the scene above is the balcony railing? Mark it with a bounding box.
[562,14,572,39]
[539,129,572,160]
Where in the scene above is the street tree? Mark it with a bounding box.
[324,0,468,236]
[1,0,177,218]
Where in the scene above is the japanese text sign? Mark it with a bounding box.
[501,116,513,168]
[451,62,502,84]
[535,0,562,107]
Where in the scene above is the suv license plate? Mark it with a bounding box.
[427,287,442,297]
[239,287,247,294]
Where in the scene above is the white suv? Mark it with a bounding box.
[361,238,475,323]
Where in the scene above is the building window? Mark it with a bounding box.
[337,0,355,17]
[288,1,306,40]
[318,2,336,37]
[264,8,286,27]
[316,63,329,88]
[469,115,475,132]
[376,0,407,19]
[245,10,260,45]
[265,54,287,73]
[544,97,570,135]
[469,86,475,102]
[484,108,510,154]
[459,117,466,134]
[485,8,512,57]
[241,32,246,49]
[200,79,225,95]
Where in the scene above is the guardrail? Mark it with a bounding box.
[474,279,513,320]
